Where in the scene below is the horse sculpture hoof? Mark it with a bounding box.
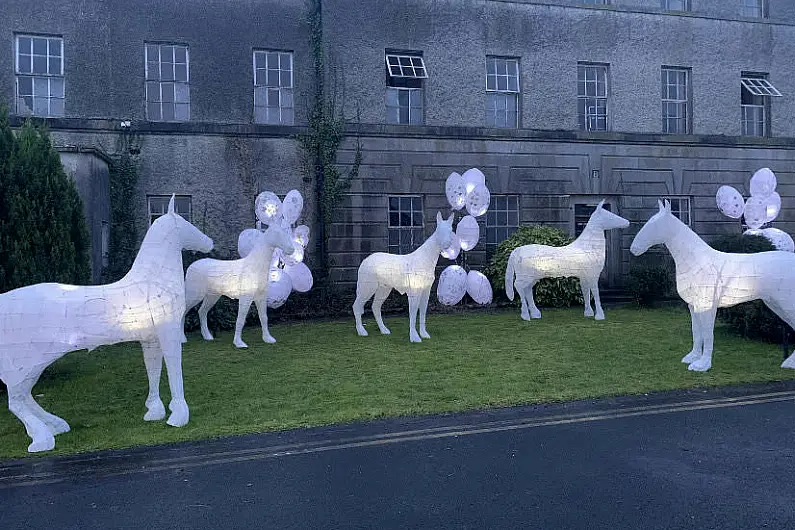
[28,437,55,453]
[357,327,368,337]
[594,313,605,321]
[47,417,71,435]
[584,309,594,317]
[688,359,712,372]
[167,404,189,427]
[420,331,430,339]
[531,312,542,319]
[233,339,248,349]
[263,335,277,344]
[380,328,391,335]
[144,401,166,421]
[681,351,701,364]
[410,334,422,343]
[201,333,214,341]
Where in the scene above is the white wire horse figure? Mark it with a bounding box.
[632,199,795,372]
[184,219,295,348]
[353,212,454,343]
[505,200,629,321]
[0,195,213,452]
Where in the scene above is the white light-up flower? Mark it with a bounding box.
[456,215,480,251]
[445,172,467,211]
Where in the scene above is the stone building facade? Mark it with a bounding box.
[2,0,794,290]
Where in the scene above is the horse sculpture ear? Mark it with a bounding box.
[597,199,605,210]
[447,212,455,223]
[436,211,443,224]
[664,199,672,212]
[168,194,176,215]
[657,199,665,212]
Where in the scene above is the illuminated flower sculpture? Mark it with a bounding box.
[184,190,302,348]
[716,168,794,252]
[0,196,213,452]
[505,200,629,321]
[631,199,795,372]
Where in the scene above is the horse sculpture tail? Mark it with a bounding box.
[505,249,517,301]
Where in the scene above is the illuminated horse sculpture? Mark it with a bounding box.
[0,196,213,452]
[354,212,454,343]
[505,200,629,321]
[184,220,295,348]
[632,199,795,372]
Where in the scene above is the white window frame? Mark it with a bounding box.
[148,195,192,225]
[254,50,295,125]
[145,43,190,122]
[386,52,426,125]
[385,55,428,78]
[387,195,424,254]
[741,75,779,137]
[577,63,609,132]
[15,34,65,117]
[661,0,690,10]
[662,67,690,134]
[662,196,691,226]
[741,77,782,97]
[486,57,520,128]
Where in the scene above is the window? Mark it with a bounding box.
[575,202,612,237]
[582,0,608,4]
[577,63,608,131]
[661,0,689,10]
[663,197,691,225]
[662,67,690,134]
[485,195,519,255]
[148,195,192,225]
[386,52,426,125]
[388,196,424,254]
[741,0,765,17]
[145,43,190,122]
[486,57,520,128]
[15,35,64,117]
[741,75,781,137]
[254,50,294,125]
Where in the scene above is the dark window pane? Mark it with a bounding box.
[34,78,48,97]
[400,196,411,211]
[412,196,422,211]
[161,102,175,121]
[508,211,519,225]
[280,70,291,87]
[174,103,189,121]
[147,61,160,80]
[161,63,175,81]
[48,57,61,74]
[32,56,47,74]
[50,77,64,97]
[175,63,187,82]
[17,76,32,95]
[389,197,399,210]
[412,212,422,226]
[161,83,174,102]
[32,37,47,55]
[34,97,48,116]
[18,54,32,73]
[174,46,187,63]
[18,36,31,53]
[486,60,496,75]
[389,212,399,226]
[50,97,64,117]
[147,102,161,120]
[146,81,160,102]
[400,212,411,226]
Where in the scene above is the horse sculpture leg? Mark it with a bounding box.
[353,279,378,337]
[419,288,431,339]
[581,280,594,318]
[681,304,704,365]
[255,299,276,343]
[688,307,717,372]
[142,340,166,421]
[408,292,422,343]
[590,280,605,320]
[372,286,392,335]
[6,369,56,452]
[523,283,542,319]
[198,295,221,341]
[759,297,795,369]
[158,334,190,427]
[233,296,253,348]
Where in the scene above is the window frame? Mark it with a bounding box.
[14,34,65,117]
[253,49,295,125]
[144,42,191,122]
[741,0,767,18]
[147,195,192,225]
[484,195,520,255]
[741,74,778,137]
[662,196,692,226]
[386,51,426,125]
[387,195,424,254]
[661,66,691,135]
[486,56,520,128]
[577,62,609,132]
[661,0,690,11]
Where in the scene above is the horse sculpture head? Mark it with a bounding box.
[264,219,296,257]
[590,199,630,231]
[153,195,214,253]
[434,211,455,250]
[630,199,676,256]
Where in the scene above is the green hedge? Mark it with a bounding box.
[626,254,675,307]
[485,225,583,308]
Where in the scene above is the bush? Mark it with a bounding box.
[626,254,675,307]
[712,233,791,343]
[0,110,90,292]
[485,225,582,308]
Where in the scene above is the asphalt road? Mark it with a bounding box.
[3,382,795,529]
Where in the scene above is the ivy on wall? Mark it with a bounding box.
[297,0,363,278]
[102,131,141,282]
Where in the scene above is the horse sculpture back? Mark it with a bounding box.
[631,199,795,372]
[0,195,213,452]
[353,212,454,342]
[505,200,629,320]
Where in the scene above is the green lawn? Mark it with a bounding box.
[1,307,793,459]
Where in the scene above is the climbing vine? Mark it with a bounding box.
[102,130,142,282]
[296,0,363,278]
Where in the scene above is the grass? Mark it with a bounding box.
[1,307,793,459]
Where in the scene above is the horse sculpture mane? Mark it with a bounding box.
[0,195,213,452]
[631,199,795,372]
